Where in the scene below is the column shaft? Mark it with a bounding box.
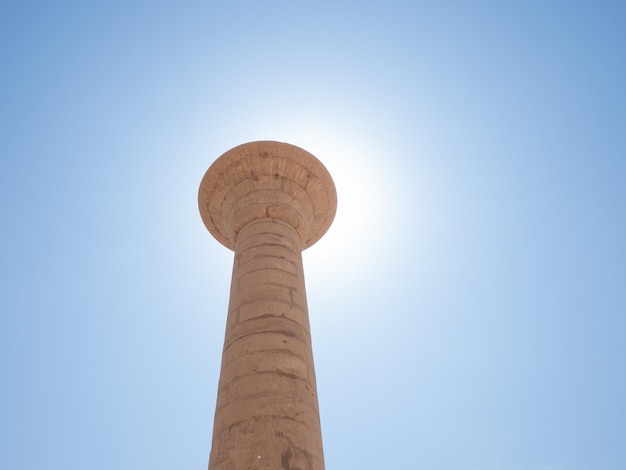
[208,217,324,470]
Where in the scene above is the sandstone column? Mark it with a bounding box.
[198,141,337,470]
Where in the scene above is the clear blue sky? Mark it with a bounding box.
[1,2,625,469]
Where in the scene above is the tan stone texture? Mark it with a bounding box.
[199,142,336,470]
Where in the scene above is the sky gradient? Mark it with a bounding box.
[1,2,625,469]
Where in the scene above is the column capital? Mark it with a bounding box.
[199,141,337,250]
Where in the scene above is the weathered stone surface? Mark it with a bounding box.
[199,142,336,470]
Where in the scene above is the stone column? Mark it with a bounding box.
[198,141,337,470]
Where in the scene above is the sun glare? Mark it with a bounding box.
[299,134,393,286]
